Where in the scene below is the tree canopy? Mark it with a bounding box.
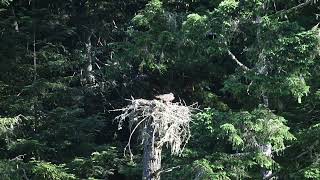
[0,0,319,179]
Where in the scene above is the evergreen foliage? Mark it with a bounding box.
[0,0,319,179]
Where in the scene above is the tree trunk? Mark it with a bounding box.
[258,60,272,178]
[142,123,162,180]
[11,7,19,32]
[256,14,273,178]
[85,32,95,84]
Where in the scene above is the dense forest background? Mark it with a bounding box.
[0,0,320,179]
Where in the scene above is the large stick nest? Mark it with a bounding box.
[116,98,194,158]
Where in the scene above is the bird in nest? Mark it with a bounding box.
[155,93,175,103]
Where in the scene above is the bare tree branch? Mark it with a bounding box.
[154,165,181,177]
[295,140,319,159]
[227,50,250,71]
[263,172,279,180]
[271,0,316,17]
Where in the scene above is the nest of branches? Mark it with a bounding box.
[116,98,194,158]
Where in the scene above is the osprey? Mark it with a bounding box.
[155,93,175,102]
